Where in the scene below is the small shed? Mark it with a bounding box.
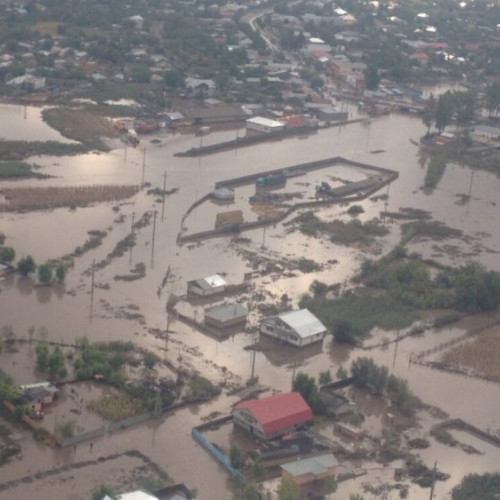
[281,453,339,486]
[204,303,248,329]
[212,187,235,201]
[187,274,227,297]
[215,210,243,229]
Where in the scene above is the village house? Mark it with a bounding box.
[187,274,227,297]
[260,309,327,347]
[185,77,216,98]
[232,392,313,440]
[204,302,247,329]
[280,453,339,486]
[246,116,286,134]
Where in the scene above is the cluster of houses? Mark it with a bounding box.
[232,391,340,490]
[187,274,328,348]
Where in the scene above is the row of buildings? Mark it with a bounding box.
[187,274,328,347]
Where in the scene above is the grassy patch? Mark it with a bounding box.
[0,161,36,179]
[42,108,117,151]
[0,140,89,161]
[88,389,145,421]
[0,185,139,212]
[294,211,388,246]
[402,220,462,243]
[424,156,447,189]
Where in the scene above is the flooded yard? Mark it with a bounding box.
[1,104,500,499]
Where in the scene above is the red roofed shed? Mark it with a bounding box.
[232,392,312,440]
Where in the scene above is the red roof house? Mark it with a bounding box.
[232,392,313,440]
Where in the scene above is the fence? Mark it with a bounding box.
[192,421,245,483]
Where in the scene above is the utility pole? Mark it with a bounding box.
[429,461,438,500]
[251,333,257,380]
[392,330,400,368]
[141,147,147,188]
[151,210,157,262]
[129,212,135,265]
[161,171,167,222]
[89,259,95,320]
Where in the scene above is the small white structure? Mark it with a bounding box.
[117,491,159,500]
[260,309,327,347]
[212,187,235,201]
[187,274,227,297]
[246,116,285,134]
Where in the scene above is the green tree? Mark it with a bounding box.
[452,473,500,500]
[35,344,50,373]
[435,92,454,133]
[293,372,326,414]
[164,69,185,89]
[229,443,245,471]
[0,375,20,402]
[323,476,338,498]
[251,458,265,481]
[0,246,15,262]
[318,370,332,386]
[278,476,300,500]
[91,484,117,500]
[332,318,358,344]
[453,90,477,128]
[243,482,261,500]
[48,346,67,379]
[364,63,379,90]
[485,83,500,115]
[17,255,36,276]
[350,495,365,500]
[422,93,436,135]
[38,263,53,284]
[336,365,348,380]
[55,264,66,283]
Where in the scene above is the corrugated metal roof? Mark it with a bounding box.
[234,392,312,434]
[204,274,227,288]
[281,453,338,477]
[205,303,247,323]
[246,116,285,129]
[278,309,327,338]
[117,491,159,500]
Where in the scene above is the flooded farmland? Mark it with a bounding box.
[1,103,500,500]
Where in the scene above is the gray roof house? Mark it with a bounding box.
[260,309,327,347]
[204,303,247,329]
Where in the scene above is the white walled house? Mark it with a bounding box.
[260,309,327,347]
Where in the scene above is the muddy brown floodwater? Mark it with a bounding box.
[1,102,500,499]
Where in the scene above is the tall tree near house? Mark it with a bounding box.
[453,90,477,128]
[485,83,500,115]
[422,93,436,135]
[435,91,454,133]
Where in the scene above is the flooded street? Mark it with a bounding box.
[1,104,500,499]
